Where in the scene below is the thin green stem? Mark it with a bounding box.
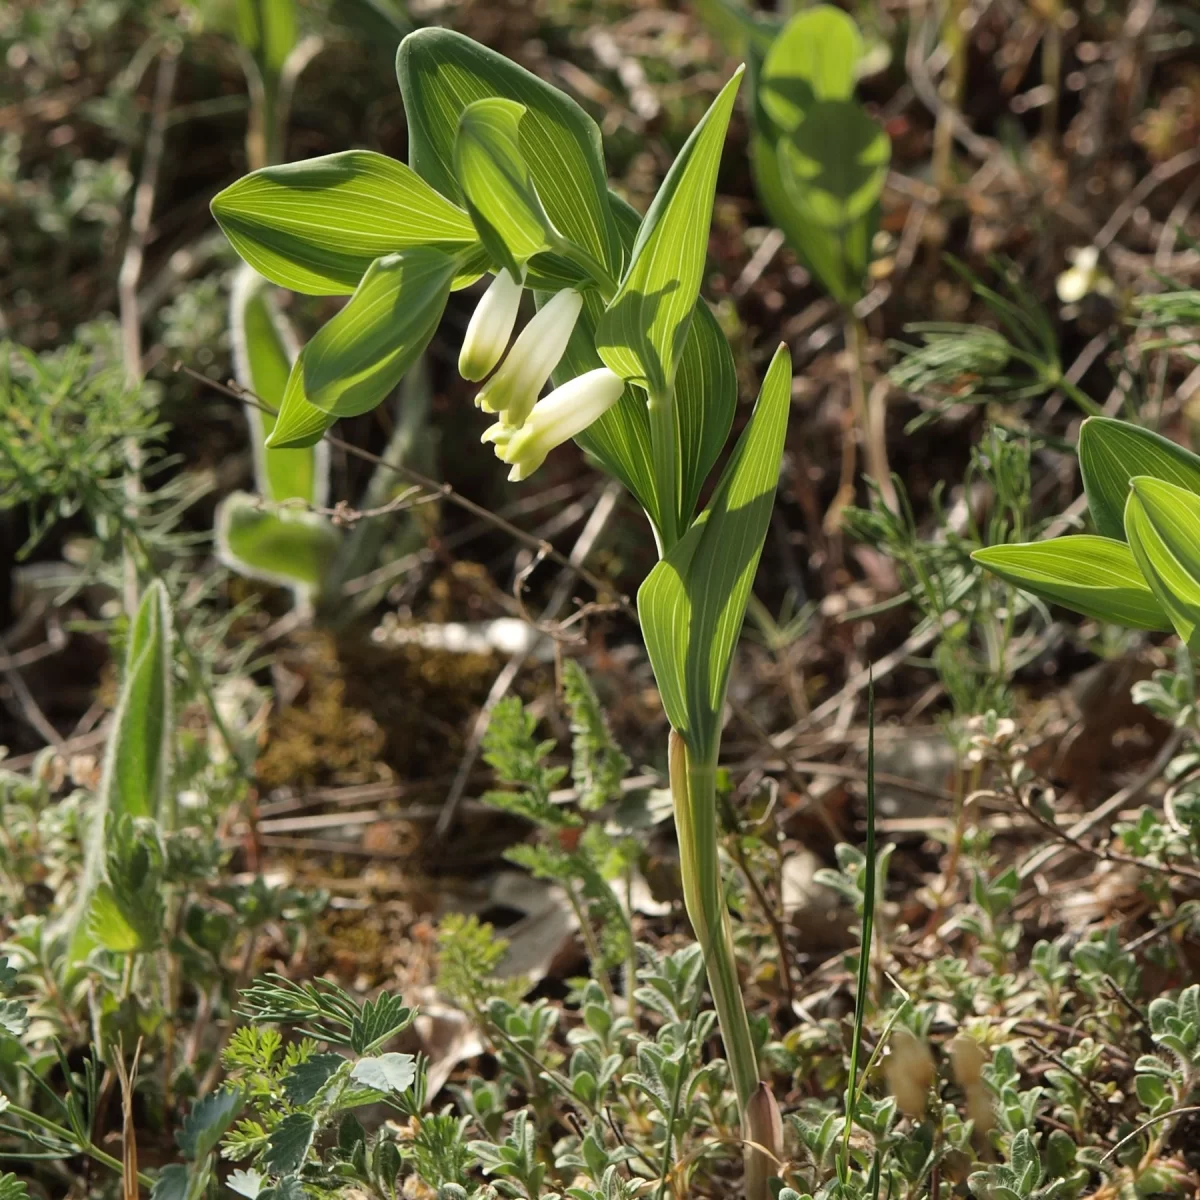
[668,733,758,1114]
[5,1103,153,1189]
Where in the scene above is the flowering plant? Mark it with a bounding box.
[212,28,792,1196]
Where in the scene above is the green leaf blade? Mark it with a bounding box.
[638,345,792,757]
[398,29,621,279]
[455,97,552,277]
[1125,476,1200,650]
[216,492,341,594]
[303,247,455,418]
[596,68,744,398]
[211,151,477,296]
[1079,416,1200,542]
[972,536,1172,631]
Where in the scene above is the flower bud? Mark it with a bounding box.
[459,268,524,381]
[476,288,583,427]
[483,367,624,481]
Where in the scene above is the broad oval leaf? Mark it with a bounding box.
[230,266,328,505]
[760,4,861,125]
[1125,476,1200,650]
[303,247,455,418]
[455,98,552,278]
[397,28,622,281]
[972,537,1171,631]
[1079,416,1200,542]
[596,68,743,399]
[779,99,890,230]
[211,150,477,295]
[638,344,792,757]
[216,492,340,594]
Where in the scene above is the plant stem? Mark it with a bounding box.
[649,387,680,552]
[5,1103,153,1189]
[668,733,764,1171]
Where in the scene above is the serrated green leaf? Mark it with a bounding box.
[638,345,792,755]
[211,151,478,296]
[596,68,743,400]
[178,1088,244,1161]
[230,266,326,506]
[263,1112,315,1174]
[455,98,552,278]
[1125,476,1200,650]
[88,881,153,952]
[150,1164,189,1200]
[282,1053,345,1104]
[397,28,621,284]
[0,998,28,1039]
[1080,416,1200,541]
[264,348,336,449]
[349,1052,417,1094]
[972,536,1171,631]
[303,247,454,418]
[215,492,340,594]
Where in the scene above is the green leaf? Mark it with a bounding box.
[0,998,28,1039]
[259,0,296,77]
[972,537,1171,631]
[282,1053,345,1104]
[263,1112,315,1175]
[150,1165,189,1200]
[750,5,882,303]
[211,151,478,296]
[638,345,792,755]
[1079,416,1200,542]
[455,98,552,278]
[691,0,777,55]
[88,881,154,953]
[216,492,340,594]
[230,267,327,505]
[1125,476,1200,650]
[349,1052,418,1094]
[178,1088,244,1161]
[265,348,337,449]
[778,99,890,229]
[303,247,455,418]
[595,68,743,399]
[397,28,622,282]
[0,1175,28,1200]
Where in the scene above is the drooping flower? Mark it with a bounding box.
[475,288,582,428]
[459,268,524,381]
[483,367,624,481]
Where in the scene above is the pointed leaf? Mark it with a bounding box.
[638,345,792,755]
[266,349,336,449]
[177,1088,244,1161]
[303,247,454,418]
[398,28,621,281]
[216,492,340,594]
[230,266,327,505]
[596,68,743,398]
[282,1053,345,1104]
[972,536,1171,631]
[263,1112,315,1175]
[150,1165,189,1200]
[87,883,149,953]
[1079,416,1200,542]
[455,98,553,278]
[1125,476,1200,650]
[211,151,478,295]
[68,581,173,962]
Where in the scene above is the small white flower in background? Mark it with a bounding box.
[475,287,583,427]
[1056,245,1113,305]
[459,268,524,381]
[484,367,624,481]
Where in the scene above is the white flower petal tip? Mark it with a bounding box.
[488,367,624,482]
[474,288,583,428]
[459,269,523,382]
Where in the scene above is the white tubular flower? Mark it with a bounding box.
[1056,246,1112,305]
[476,288,583,427]
[483,367,624,481]
[459,269,524,381]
